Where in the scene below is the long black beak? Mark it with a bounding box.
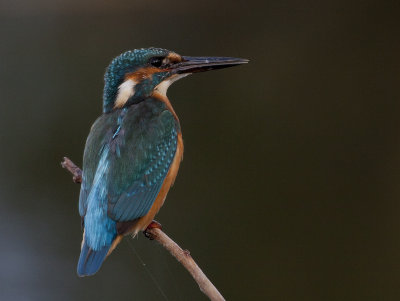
[172,56,249,74]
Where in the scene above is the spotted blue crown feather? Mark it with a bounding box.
[103,48,170,113]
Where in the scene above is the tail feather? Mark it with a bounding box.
[77,240,111,277]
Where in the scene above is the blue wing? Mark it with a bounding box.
[107,127,177,220]
[79,98,179,224]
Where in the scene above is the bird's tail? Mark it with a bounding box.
[77,240,111,277]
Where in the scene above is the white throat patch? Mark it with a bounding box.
[114,79,137,108]
[154,74,190,97]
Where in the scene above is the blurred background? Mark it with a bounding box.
[0,0,399,300]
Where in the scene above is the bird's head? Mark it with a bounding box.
[102,47,248,113]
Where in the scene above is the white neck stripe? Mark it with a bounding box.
[114,79,137,108]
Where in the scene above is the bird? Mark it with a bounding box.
[77,47,248,276]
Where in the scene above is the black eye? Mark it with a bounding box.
[149,57,163,68]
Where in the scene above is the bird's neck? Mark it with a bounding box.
[152,92,179,123]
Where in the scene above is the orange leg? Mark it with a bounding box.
[143,220,162,240]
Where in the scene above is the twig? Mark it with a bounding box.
[61,156,225,301]
[61,157,82,184]
[146,227,225,301]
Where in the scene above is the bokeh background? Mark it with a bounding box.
[1,0,399,300]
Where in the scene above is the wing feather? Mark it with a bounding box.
[79,98,179,223]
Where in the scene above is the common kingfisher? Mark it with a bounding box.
[77,47,248,276]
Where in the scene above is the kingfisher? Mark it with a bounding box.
[77,47,248,276]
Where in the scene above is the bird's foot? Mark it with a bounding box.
[143,220,162,240]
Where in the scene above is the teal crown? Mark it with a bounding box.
[103,48,171,113]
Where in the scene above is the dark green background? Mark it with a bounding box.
[1,0,399,300]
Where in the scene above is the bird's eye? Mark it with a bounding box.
[149,57,163,68]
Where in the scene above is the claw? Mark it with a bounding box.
[143,220,162,240]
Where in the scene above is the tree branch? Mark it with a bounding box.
[61,157,82,184]
[61,157,225,301]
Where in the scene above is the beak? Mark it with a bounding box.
[171,56,249,74]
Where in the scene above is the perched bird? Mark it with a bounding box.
[77,47,248,276]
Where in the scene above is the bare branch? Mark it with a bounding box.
[61,157,225,301]
[61,157,82,184]
[146,227,225,301]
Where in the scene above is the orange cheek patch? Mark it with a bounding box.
[125,67,164,82]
